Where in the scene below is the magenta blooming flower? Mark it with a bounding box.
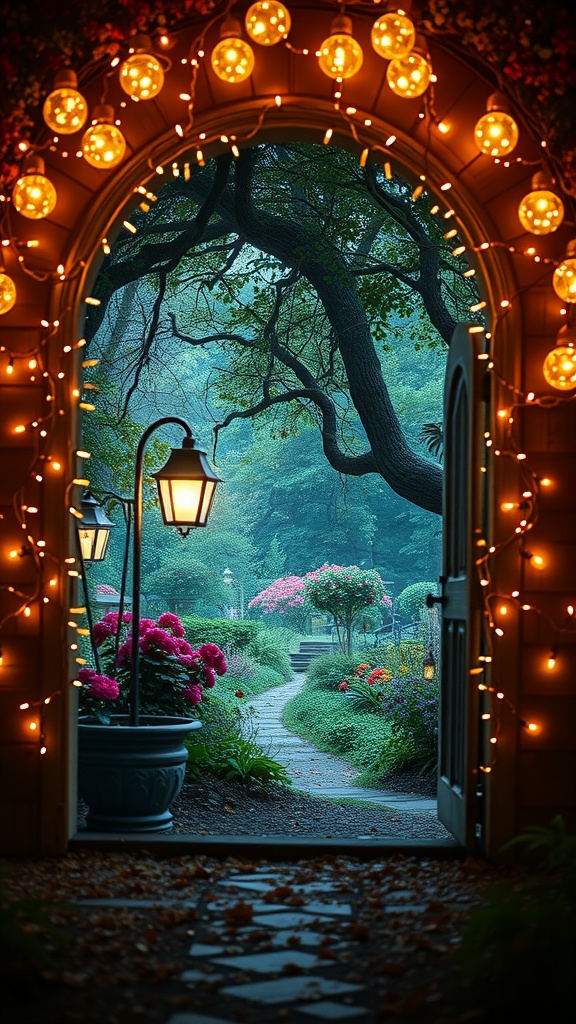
[80,610,226,720]
[184,683,203,706]
[139,628,180,656]
[93,619,114,646]
[115,636,133,665]
[203,666,216,688]
[157,612,185,638]
[198,643,227,676]
[78,667,119,701]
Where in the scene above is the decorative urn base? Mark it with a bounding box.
[78,715,201,832]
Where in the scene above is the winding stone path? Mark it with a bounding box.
[248,673,437,813]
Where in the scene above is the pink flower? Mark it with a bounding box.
[198,643,227,675]
[178,654,196,669]
[93,620,114,646]
[78,667,119,701]
[89,675,120,701]
[157,612,185,637]
[203,666,216,688]
[101,611,120,630]
[184,684,203,706]
[116,637,133,665]
[338,681,349,691]
[139,628,179,656]
[176,639,193,656]
[139,618,156,634]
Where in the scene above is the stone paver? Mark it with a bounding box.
[248,673,437,813]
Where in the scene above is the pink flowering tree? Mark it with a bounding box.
[304,565,391,654]
[247,575,309,631]
[79,610,226,723]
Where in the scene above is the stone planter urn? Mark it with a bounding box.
[78,715,201,832]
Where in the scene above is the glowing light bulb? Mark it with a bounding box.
[552,240,576,303]
[81,105,126,169]
[245,2,291,45]
[318,15,363,80]
[211,17,255,83]
[12,156,57,220]
[119,35,164,100]
[371,7,415,60]
[474,93,519,157]
[386,37,431,98]
[0,273,17,315]
[43,69,88,134]
[518,172,564,235]
[543,326,576,391]
[531,554,545,570]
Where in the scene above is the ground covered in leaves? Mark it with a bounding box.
[1,849,531,1024]
[168,768,450,842]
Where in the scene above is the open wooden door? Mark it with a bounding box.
[436,325,486,850]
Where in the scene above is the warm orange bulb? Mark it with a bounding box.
[318,15,363,80]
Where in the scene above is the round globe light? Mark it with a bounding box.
[474,96,519,158]
[518,174,564,235]
[245,2,291,45]
[81,106,126,169]
[119,52,164,101]
[552,242,576,303]
[43,70,88,134]
[211,17,255,83]
[386,47,431,98]
[12,157,57,219]
[371,10,415,60]
[543,344,576,391]
[0,273,17,315]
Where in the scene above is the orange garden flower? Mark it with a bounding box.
[355,663,371,675]
[367,667,392,685]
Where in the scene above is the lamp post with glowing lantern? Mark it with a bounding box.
[130,417,222,726]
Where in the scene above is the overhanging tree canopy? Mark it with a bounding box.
[86,143,480,515]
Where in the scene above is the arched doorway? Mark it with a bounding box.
[1,1,574,858]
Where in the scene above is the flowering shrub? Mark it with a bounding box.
[78,610,226,724]
[247,575,309,629]
[304,565,391,654]
[379,676,439,774]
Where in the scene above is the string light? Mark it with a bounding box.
[542,325,576,391]
[12,156,57,219]
[245,2,291,46]
[42,69,88,134]
[473,92,519,157]
[552,240,576,303]
[386,35,431,98]
[518,172,565,235]
[119,34,165,100]
[371,4,415,60]
[81,105,126,169]
[210,17,255,83]
[318,14,363,80]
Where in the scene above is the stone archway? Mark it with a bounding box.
[1,1,573,857]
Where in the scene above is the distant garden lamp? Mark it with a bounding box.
[130,418,222,725]
[423,650,436,680]
[78,490,116,562]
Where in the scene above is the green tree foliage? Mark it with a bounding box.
[85,143,481,517]
[396,581,438,622]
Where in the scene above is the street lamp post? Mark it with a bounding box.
[129,417,222,725]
